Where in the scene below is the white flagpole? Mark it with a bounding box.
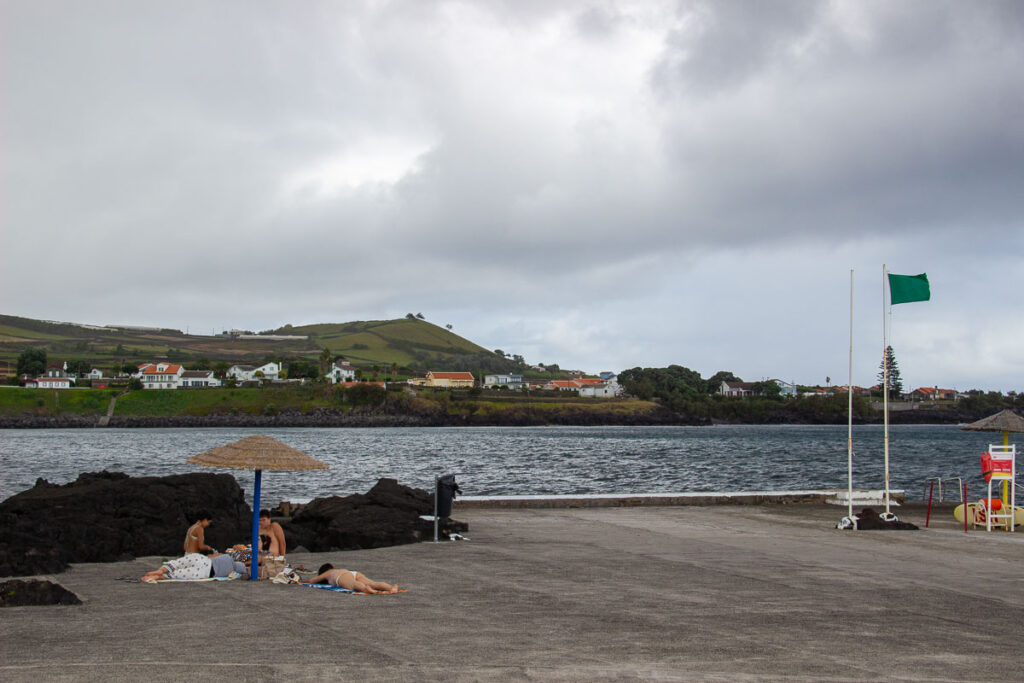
[882,264,891,515]
[847,269,854,522]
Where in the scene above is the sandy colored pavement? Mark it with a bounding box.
[1,502,1022,682]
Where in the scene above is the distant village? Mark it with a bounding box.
[719,379,962,402]
[21,361,626,396]
[21,361,963,402]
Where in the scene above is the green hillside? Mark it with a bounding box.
[0,314,494,376]
[277,319,489,367]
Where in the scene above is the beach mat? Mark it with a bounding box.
[142,575,240,584]
[298,583,406,595]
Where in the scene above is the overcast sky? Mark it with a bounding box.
[2,1,1022,391]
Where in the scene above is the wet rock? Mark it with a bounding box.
[0,471,251,577]
[0,579,81,607]
[283,478,468,551]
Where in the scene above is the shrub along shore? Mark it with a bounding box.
[0,384,1003,428]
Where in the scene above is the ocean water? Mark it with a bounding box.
[0,424,999,505]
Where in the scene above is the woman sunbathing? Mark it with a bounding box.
[141,553,245,582]
[308,563,399,594]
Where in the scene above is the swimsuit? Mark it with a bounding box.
[185,524,201,552]
[331,570,358,587]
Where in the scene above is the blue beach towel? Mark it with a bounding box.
[300,583,355,594]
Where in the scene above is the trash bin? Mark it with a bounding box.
[435,474,461,518]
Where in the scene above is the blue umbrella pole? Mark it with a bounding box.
[250,469,262,581]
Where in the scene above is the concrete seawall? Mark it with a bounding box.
[455,489,905,509]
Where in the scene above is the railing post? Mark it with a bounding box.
[963,482,968,534]
[925,480,935,528]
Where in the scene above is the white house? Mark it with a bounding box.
[719,381,756,397]
[226,364,255,381]
[140,363,185,389]
[772,379,798,397]
[179,370,221,388]
[254,362,280,380]
[226,362,280,382]
[482,374,523,390]
[34,377,72,389]
[325,361,357,384]
[45,363,70,378]
[88,368,104,380]
[578,383,615,398]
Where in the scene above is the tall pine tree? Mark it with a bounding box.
[877,345,903,399]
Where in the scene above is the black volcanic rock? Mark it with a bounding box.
[0,579,81,607]
[0,472,467,577]
[0,471,251,577]
[854,507,920,530]
[283,477,468,551]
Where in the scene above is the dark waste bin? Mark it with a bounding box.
[435,474,461,518]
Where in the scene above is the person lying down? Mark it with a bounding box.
[141,553,246,582]
[308,563,399,594]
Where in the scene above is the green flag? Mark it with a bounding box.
[888,273,930,305]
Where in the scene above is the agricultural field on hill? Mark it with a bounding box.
[0,314,495,377]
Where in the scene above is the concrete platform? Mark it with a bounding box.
[2,502,1022,681]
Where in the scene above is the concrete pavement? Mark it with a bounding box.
[1,502,1022,681]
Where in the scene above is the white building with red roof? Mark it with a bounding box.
[139,362,185,389]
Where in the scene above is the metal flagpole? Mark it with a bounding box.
[847,269,855,522]
[882,264,891,516]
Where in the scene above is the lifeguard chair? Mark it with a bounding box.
[982,445,1016,532]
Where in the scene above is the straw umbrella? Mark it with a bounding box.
[188,435,328,580]
[960,409,1024,446]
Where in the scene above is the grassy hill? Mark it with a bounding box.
[0,314,493,376]
[276,319,490,367]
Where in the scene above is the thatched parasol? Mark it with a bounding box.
[188,435,328,580]
[960,409,1024,446]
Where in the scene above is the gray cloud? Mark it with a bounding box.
[2,0,1022,390]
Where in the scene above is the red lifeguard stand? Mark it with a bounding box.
[981,445,1016,532]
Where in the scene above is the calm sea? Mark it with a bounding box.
[0,424,998,505]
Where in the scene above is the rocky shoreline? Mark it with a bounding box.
[0,471,465,578]
[0,405,699,429]
[0,405,974,428]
